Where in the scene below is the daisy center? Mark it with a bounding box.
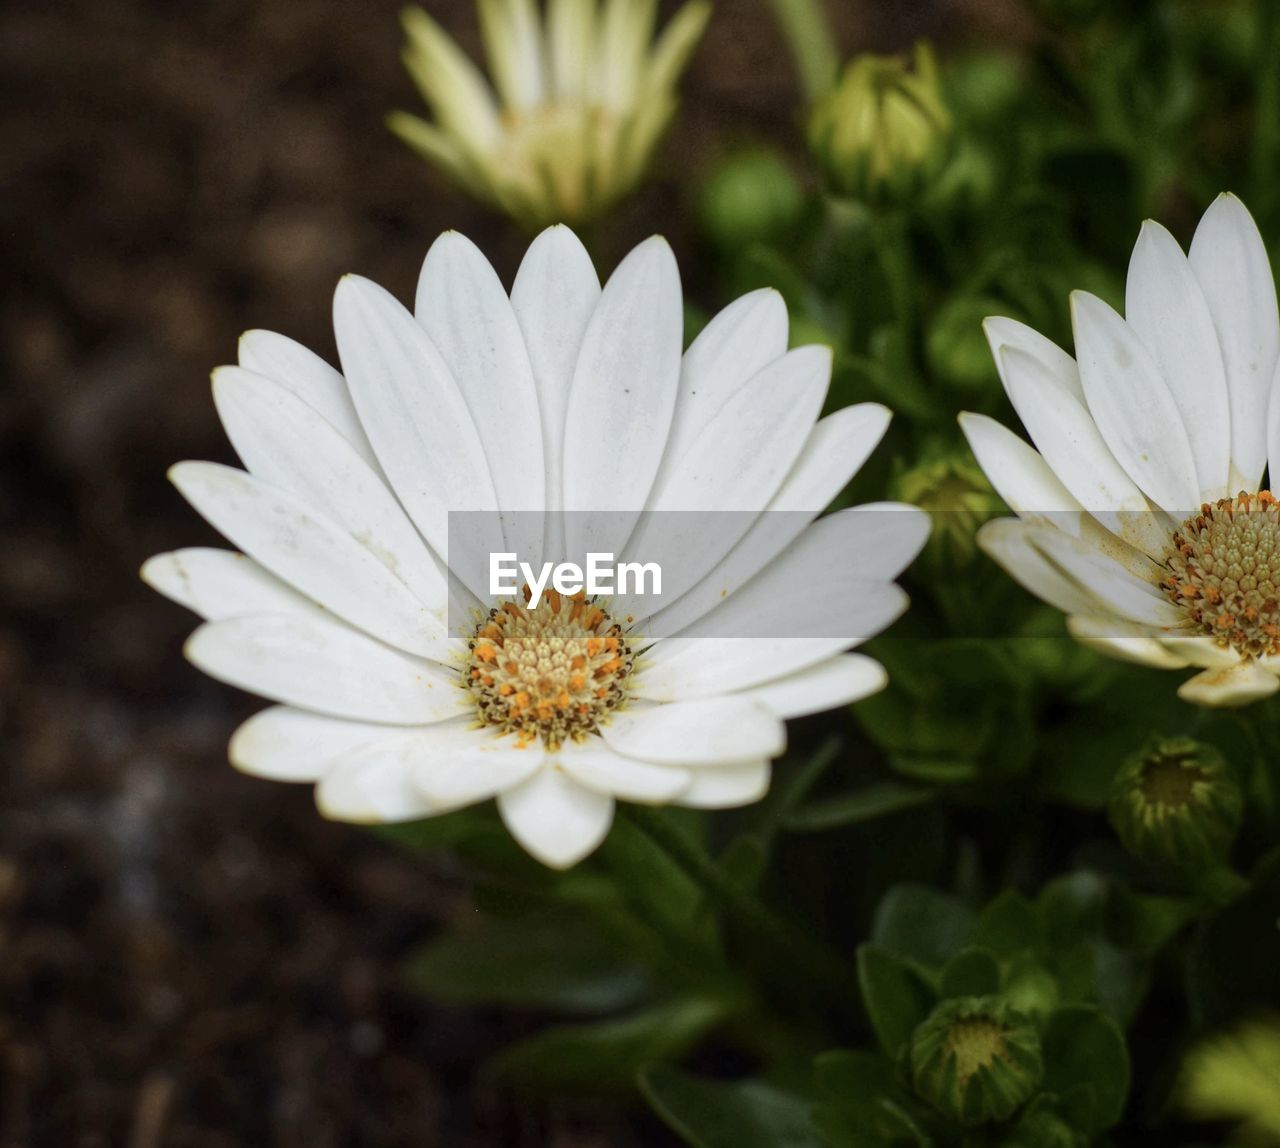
[1163,491,1280,658]
[465,586,632,750]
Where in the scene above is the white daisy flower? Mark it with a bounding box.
[962,193,1280,708]
[389,0,711,228]
[143,227,928,868]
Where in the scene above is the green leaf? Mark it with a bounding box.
[1040,1005,1131,1132]
[939,948,1001,998]
[640,1064,822,1148]
[973,891,1044,956]
[872,884,977,970]
[407,913,650,1013]
[812,1051,935,1147]
[856,945,938,1058]
[485,997,729,1094]
[785,783,936,832]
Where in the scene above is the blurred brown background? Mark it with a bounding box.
[0,1,1024,1143]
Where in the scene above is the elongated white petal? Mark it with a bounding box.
[561,237,683,556]
[959,412,1084,534]
[643,0,711,95]
[1157,634,1241,669]
[316,759,437,822]
[548,0,594,100]
[997,346,1168,557]
[237,330,378,469]
[1178,661,1279,707]
[1065,615,1189,669]
[229,706,388,781]
[740,653,888,718]
[663,289,789,465]
[677,761,770,809]
[511,226,601,530]
[478,0,545,110]
[1189,193,1280,489]
[212,367,448,615]
[601,697,784,765]
[1030,527,1183,628]
[1125,221,1230,501]
[640,404,893,638]
[838,504,932,581]
[977,518,1105,617]
[142,548,312,621]
[597,0,656,109]
[1070,291,1200,513]
[984,315,1085,405]
[558,743,691,801]
[186,614,467,725]
[333,275,503,595]
[497,768,615,868]
[415,232,545,564]
[401,7,503,146]
[617,346,831,612]
[170,462,446,658]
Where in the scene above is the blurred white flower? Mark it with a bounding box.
[963,193,1280,707]
[144,227,927,868]
[390,0,710,228]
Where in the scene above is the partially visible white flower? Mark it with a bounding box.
[962,193,1280,707]
[390,0,711,228]
[143,226,928,868]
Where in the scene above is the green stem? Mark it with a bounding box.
[621,804,862,1021]
[762,0,840,104]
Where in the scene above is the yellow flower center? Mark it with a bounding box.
[1163,491,1280,658]
[944,1017,1012,1089]
[465,587,632,749]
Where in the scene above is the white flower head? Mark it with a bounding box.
[390,0,711,229]
[962,193,1280,707]
[144,227,928,868]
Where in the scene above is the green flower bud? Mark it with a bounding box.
[699,147,806,251]
[909,996,1044,1126]
[894,445,1002,566]
[808,43,952,203]
[1108,736,1242,871]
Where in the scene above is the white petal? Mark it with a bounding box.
[1029,526,1183,628]
[478,0,545,110]
[596,0,656,109]
[229,706,388,781]
[977,518,1107,617]
[185,614,468,724]
[676,761,770,809]
[984,315,1085,405]
[548,0,595,100]
[959,411,1084,535]
[837,504,932,581]
[1065,615,1189,669]
[170,462,446,659]
[142,548,312,621]
[333,275,502,590]
[237,330,378,469]
[640,404,892,638]
[497,768,615,868]
[561,237,683,557]
[996,345,1169,558]
[1189,193,1280,489]
[1157,634,1240,669]
[663,288,789,465]
[415,232,545,563]
[740,653,888,718]
[1070,291,1200,512]
[617,346,831,611]
[1264,357,1280,488]
[401,7,503,146]
[510,226,601,531]
[315,754,436,823]
[557,742,691,802]
[212,367,449,616]
[601,697,784,765]
[1178,661,1279,707]
[1125,221,1231,501]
